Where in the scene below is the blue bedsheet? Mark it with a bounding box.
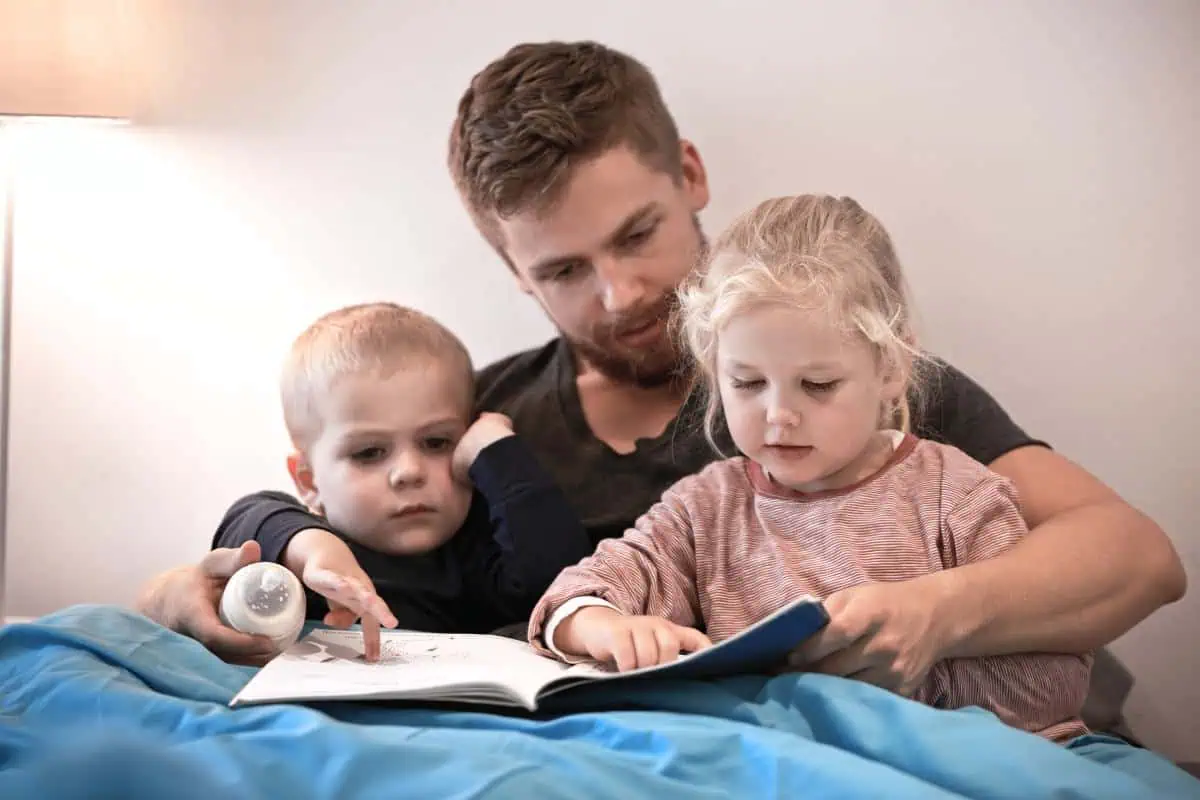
[1,605,1197,799]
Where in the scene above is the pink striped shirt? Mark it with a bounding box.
[529,434,1092,742]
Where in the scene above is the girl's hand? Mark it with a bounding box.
[554,606,712,671]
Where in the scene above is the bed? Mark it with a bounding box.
[2,605,1198,799]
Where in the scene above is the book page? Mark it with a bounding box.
[231,628,572,709]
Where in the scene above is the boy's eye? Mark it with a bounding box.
[803,379,842,394]
[423,437,453,453]
[351,446,387,463]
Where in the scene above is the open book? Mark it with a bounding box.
[229,596,829,711]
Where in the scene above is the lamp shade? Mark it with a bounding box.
[0,0,144,119]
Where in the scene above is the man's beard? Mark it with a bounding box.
[566,214,707,389]
[567,291,689,389]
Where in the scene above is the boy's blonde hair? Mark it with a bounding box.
[281,302,474,450]
[677,194,931,451]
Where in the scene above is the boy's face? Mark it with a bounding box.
[495,143,710,387]
[293,360,474,556]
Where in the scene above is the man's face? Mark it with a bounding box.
[495,144,710,387]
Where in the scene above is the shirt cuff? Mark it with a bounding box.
[544,596,621,663]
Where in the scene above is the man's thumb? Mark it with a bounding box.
[199,541,262,579]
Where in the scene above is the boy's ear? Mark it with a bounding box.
[287,452,322,514]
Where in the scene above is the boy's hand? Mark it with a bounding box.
[284,529,399,661]
[452,412,515,482]
[554,606,712,671]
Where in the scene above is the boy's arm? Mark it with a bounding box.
[455,432,594,621]
[212,490,339,567]
[215,492,397,654]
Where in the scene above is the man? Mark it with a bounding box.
[138,41,1184,701]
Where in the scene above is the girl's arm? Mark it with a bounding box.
[527,486,702,658]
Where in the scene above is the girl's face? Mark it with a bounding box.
[715,304,905,493]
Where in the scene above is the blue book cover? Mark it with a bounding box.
[539,595,830,700]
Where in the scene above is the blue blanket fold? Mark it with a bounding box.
[2,604,1196,799]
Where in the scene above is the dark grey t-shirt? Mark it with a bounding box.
[475,338,1047,549]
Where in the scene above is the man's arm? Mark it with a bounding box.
[136,490,337,661]
[917,361,1185,657]
[938,443,1185,658]
[135,541,279,666]
[791,371,1184,692]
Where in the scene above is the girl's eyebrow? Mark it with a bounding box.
[722,359,840,371]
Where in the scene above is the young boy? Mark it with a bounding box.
[213,302,591,654]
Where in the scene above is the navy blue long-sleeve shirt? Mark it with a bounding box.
[211,435,591,634]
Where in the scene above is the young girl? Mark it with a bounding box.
[526,194,1092,742]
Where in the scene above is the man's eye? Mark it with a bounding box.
[351,447,386,463]
[545,262,584,282]
[803,379,842,394]
[620,224,656,250]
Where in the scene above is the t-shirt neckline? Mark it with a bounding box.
[746,432,919,501]
[551,338,705,460]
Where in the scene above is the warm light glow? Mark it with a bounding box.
[0,0,145,119]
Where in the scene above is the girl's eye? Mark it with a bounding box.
[351,447,387,463]
[730,377,765,391]
[803,379,842,394]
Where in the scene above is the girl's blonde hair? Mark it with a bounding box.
[676,194,932,452]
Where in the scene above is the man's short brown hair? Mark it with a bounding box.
[448,41,683,251]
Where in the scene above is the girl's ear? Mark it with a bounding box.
[881,351,912,405]
[287,452,323,514]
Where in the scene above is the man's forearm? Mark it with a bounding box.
[939,500,1185,659]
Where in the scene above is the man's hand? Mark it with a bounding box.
[786,576,955,696]
[452,412,515,482]
[554,606,712,671]
[135,541,279,666]
[284,529,398,662]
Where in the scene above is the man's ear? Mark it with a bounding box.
[287,452,323,515]
[494,245,535,296]
[679,139,711,214]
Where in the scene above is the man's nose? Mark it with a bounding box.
[595,257,649,314]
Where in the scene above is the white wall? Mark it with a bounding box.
[4,0,1197,759]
